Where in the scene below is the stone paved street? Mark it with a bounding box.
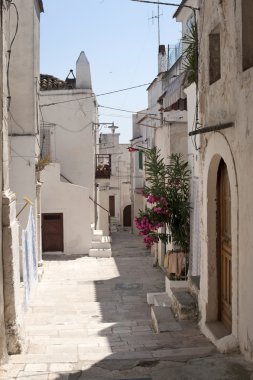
[1,231,253,379]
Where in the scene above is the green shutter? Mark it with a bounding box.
[139,151,143,170]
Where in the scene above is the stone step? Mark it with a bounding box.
[92,230,103,242]
[171,288,198,320]
[151,306,182,333]
[154,293,171,307]
[101,236,112,243]
[93,229,103,236]
[91,241,111,249]
[89,248,112,258]
[147,292,168,305]
[188,275,200,299]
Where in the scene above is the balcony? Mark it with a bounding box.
[95,154,111,179]
[167,41,183,70]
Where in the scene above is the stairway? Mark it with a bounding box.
[148,292,182,333]
[89,227,112,258]
[148,278,199,333]
[170,287,198,320]
[110,216,121,232]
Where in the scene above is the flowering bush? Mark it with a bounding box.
[135,148,191,252]
[135,194,170,248]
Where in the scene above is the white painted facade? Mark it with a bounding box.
[131,45,188,266]
[41,164,91,254]
[40,52,98,254]
[9,0,42,238]
[0,0,44,363]
[197,0,253,360]
[40,53,97,199]
[98,133,131,231]
[175,0,201,277]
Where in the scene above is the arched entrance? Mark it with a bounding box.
[123,205,131,227]
[217,159,232,331]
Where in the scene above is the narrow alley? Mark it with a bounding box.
[1,231,253,380]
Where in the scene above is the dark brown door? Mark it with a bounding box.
[42,213,64,252]
[123,205,132,227]
[109,196,115,217]
[217,159,232,331]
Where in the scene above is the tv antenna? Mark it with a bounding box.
[148,1,162,46]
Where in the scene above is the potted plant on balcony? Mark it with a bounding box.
[135,147,191,280]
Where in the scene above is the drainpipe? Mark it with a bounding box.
[93,122,98,229]
[130,142,134,234]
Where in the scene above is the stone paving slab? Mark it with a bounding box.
[1,231,253,379]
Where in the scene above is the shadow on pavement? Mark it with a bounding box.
[25,231,253,380]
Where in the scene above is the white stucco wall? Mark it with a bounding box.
[10,137,37,228]
[40,89,96,197]
[96,182,110,236]
[184,83,201,276]
[0,2,8,362]
[98,134,131,228]
[41,164,91,254]
[8,0,41,231]
[198,0,253,360]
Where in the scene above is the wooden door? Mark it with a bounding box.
[42,213,64,252]
[217,160,232,331]
[123,205,132,227]
[109,196,115,217]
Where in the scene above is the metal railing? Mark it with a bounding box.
[95,154,111,179]
[167,41,183,70]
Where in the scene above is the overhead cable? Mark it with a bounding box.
[40,82,151,108]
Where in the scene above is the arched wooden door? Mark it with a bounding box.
[123,205,131,227]
[217,159,232,331]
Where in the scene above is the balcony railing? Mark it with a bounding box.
[167,41,183,70]
[95,154,111,179]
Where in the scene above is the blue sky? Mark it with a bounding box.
[40,0,181,143]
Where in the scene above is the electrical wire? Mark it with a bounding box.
[130,0,200,11]
[41,120,93,133]
[40,82,152,108]
[10,147,31,165]
[99,113,132,119]
[9,110,25,132]
[7,1,19,111]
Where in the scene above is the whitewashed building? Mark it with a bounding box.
[197,0,253,360]
[131,43,188,266]
[173,0,201,278]
[40,52,98,254]
[0,0,44,363]
[97,131,131,232]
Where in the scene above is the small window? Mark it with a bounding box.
[242,0,253,71]
[139,151,143,170]
[209,32,221,84]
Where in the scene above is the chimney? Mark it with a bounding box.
[158,44,166,74]
[76,51,92,89]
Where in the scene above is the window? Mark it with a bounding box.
[242,0,253,71]
[139,151,143,170]
[109,196,115,217]
[209,32,221,84]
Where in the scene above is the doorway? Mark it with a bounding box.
[42,213,64,252]
[109,196,115,217]
[123,205,131,227]
[217,159,232,331]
